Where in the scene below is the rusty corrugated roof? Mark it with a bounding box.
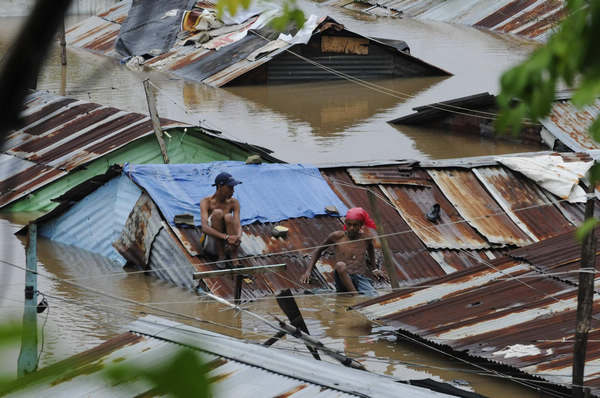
[66,0,450,87]
[472,166,575,242]
[427,168,533,247]
[352,231,600,390]
[542,99,600,151]
[0,91,186,209]
[344,0,565,41]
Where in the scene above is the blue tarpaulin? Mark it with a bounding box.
[123,162,348,226]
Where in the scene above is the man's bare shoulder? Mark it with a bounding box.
[328,230,346,241]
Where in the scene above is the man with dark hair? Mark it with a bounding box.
[199,172,242,266]
[301,207,386,296]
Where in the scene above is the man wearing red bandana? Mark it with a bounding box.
[301,207,386,296]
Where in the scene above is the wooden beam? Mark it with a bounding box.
[193,263,286,280]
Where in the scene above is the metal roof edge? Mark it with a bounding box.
[127,315,455,398]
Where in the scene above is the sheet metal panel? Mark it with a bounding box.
[322,168,447,283]
[65,15,121,55]
[6,315,452,397]
[542,99,600,151]
[38,175,142,267]
[348,0,564,41]
[148,228,197,289]
[429,249,505,274]
[379,170,489,250]
[352,257,532,320]
[427,169,533,246]
[0,91,185,209]
[473,166,574,241]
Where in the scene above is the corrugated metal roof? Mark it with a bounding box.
[377,169,489,250]
[344,0,565,41]
[66,0,450,87]
[352,232,600,390]
[472,166,575,241]
[38,174,142,267]
[322,168,447,283]
[0,90,185,209]
[427,169,533,246]
[5,315,455,398]
[541,99,600,151]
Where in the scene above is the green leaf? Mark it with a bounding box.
[576,218,599,242]
[572,78,600,107]
[588,162,600,186]
[105,348,212,398]
[590,117,600,143]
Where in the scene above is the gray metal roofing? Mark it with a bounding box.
[65,0,450,87]
[344,0,565,41]
[351,232,600,389]
[4,315,458,398]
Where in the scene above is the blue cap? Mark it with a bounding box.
[213,172,242,187]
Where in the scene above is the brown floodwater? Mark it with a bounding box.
[0,5,559,398]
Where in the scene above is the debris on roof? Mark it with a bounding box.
[65,0,451,87]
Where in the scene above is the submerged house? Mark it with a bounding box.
[389,92,600,153]
[65,0,450,87]
[350,230,600,395]
[2,315,468,397]
[27,152,596,301]
[0,90,277,213]
[342,0,565,42]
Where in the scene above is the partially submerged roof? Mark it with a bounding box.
[3,315,458,397]
[351,231,600,391]
[30,152,592,300]
[65,0,450,87]
[390,92,600,153]
[342,0,565,42]
[0,90,277,212]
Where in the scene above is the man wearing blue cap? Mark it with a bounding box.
[199,172,242,266]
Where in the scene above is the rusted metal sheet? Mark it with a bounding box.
[66,1,450,87]
[427,169,533,246]
[379,169,489,250]
[345,0,565,41]
[114,192,164,267]
[322,168,447,282]
[542,99,600,151]
[353,231,600,389]
[0,91,186,209]
[473,166,575,241]
[429,249,505,274]
[346,164,425,186]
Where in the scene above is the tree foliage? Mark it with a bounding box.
[497,0,600,177]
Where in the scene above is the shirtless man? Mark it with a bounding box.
[199,172,242,265]
[301,207,386,296]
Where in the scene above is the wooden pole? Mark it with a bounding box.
[17,223,38,376]
[573,183,597,398]
[142,79,169,164]
[367,189,399,289]
[59,18,67,66]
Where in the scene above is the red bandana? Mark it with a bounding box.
[344,207,376,230]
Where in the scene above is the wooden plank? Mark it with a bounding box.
[321,36,368,55]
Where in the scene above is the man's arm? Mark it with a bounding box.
[301,231,339,284]
[366,231,387,280]
[230,199,242,245]
[200,197,227,240]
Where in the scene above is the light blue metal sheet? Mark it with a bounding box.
[123,162,349,226]
[39,175,142,267]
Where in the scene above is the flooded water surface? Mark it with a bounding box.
[0,4,555,397]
